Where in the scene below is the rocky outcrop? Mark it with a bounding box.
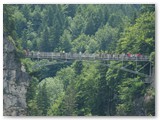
[3,37,30,116]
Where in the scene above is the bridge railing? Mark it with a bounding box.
[26,52,149,61]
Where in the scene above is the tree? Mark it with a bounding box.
[117,11,155,55]
[63,84,77,115]
[92,62,109,115]
[95,24,118,52]
[40,27,50,52]
[116,78,145,115]
[69,14,87,39]
[30,5,42,31]
[36,81,50,115]
[86,38,98,53]
[56,67,75,90]
[26,77,39,115]
[3,4,16,36]
[59,29,72,52]
[73,61,83,75]
[71,33,90,53]
[5,4,154,116]
[13,9,27,37]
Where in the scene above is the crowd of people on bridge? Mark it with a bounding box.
[24,49,148,60]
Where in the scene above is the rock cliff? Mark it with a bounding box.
[3,37,30,116]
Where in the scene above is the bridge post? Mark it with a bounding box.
[65,53,68,61]
[121,54,124,67]
[52,52,53,61]
[37,51,40,61]
[79,52,82,61]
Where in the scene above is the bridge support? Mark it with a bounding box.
[104,60,152,83]
[26,51,152,83]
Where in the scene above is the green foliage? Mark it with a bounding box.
[72,34,90,53]
[117,11,155,54]
[59,29,72,52]
[144,88,155,116]
[36,81,50,115]
[26,77,39,101]
[149,52,155,64]
[75,62,99,115]
[3,4,16,36]
[39,77,64,105]
[140,4,155,13]
[40,27,51,52]
[26,77,39,115]
[20,58,35,73]
[95,24,118,52]
[13,9,27,37]
[72,61,83,75]
[86,38,98,53]
[47,93,65,116]
[62,84,77,115]
[56,67,76,89]
[69,14,87,38]
[116,78,145,115]
[108,14,123,28]
[4,4,155,116]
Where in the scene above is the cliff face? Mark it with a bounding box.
[3,38,30,116]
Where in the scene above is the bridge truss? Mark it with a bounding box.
[26,51,153,83]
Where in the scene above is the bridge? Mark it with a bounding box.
[25,51,152,83]
[26,51,149,61]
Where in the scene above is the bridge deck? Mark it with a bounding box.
[26,52,149,61]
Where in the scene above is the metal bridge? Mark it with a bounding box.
[26,51,149,61]
[26,51,153,83]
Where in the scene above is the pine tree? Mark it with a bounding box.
[36,82,50,115]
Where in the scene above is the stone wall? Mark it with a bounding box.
[3,38,30,116]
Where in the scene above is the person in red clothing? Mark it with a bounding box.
[136,53,142,60]
[127,53,131,57]
[137,53,142,57]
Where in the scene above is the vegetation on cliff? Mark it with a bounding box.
[3,4,155,116]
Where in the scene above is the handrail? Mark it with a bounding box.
[26,52,149,61]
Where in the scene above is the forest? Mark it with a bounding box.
[3,4,155,116]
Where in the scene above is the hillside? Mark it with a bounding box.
[3,4,155,116]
